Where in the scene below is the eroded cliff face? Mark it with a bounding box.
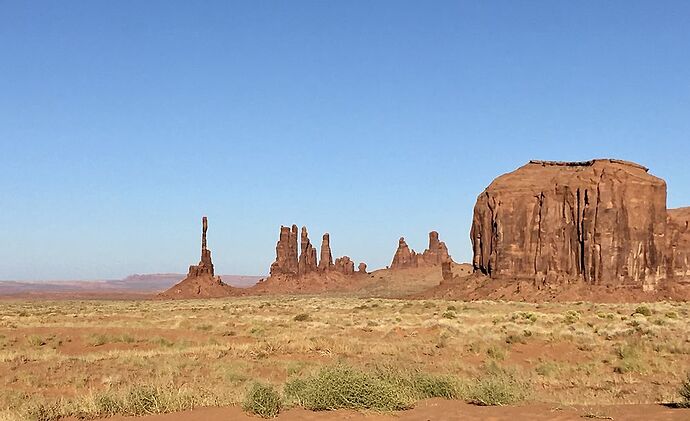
[471,159,669,291]
[667,207,690,281]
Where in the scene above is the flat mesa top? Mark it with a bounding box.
[528,159,649,172]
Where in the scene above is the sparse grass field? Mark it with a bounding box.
[0,297,688,420]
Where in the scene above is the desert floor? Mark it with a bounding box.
[0,297,688,420]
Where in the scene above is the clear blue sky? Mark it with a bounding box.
[1,1,689,280]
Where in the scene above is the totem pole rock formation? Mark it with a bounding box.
[187,216,216,278]
[358,262,368,274]
[269,226,365,279]
[160,217,232,298]
[390,232,452,269]
[471,159,690,291]
[318,233,333,272]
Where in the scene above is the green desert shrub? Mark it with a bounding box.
[285,364,459,411]
[614,341,646,374]
[293,313,311,322]
[91,392,123,416]
[27,335,46,347]
[468,364,530,406]
[243,383,281,418]
[124,386,167,415]
[563,310,580,324]
[285,364,414,411]
[441,310,457,319]
[679,373,690,408]
[406,371,458,399]
[633,306,652,317]
[22,401,62,421]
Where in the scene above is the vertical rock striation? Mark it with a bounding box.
[667,207,690,281]
[471,159,672,291]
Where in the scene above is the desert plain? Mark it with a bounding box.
[1,288,689,420]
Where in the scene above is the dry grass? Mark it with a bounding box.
[0,297,688,419]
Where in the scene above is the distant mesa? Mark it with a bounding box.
[159,217,237,299]
[390,231,453,270]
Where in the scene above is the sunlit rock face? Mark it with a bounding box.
[471,159,670,291]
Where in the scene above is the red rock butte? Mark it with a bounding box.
[470,159,690,291]
[390,231,453,270]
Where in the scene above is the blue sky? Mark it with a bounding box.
[1,1,689,280]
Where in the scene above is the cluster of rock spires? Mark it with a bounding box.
[470,159,690,292]
[269,225,365,278]
[390,231,452,269]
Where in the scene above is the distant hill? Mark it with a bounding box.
[0,273,264,298]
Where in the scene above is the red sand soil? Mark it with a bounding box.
[77,399,690,421]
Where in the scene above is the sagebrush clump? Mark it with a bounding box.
[243,383,281,418]
[679,373,690,408]
[468,364,530,406]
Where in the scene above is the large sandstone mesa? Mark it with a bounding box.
[390,231,452,269]
[667,207,690,281]
[471,159,673,291]
[268,226,365,279]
